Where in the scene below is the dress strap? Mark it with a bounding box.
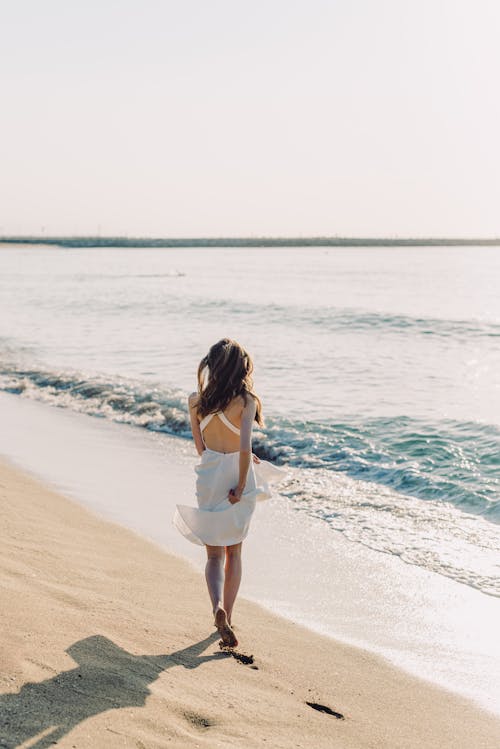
[199,412,215,432]
[199,410,241,436]
[217,411,241,435]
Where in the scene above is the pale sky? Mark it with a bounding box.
[1,0,499,237]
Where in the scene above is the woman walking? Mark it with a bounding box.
[173,338,285,647]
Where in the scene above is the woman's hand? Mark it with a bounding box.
[228,455,259,501]
[228,487,242,504]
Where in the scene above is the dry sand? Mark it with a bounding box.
[1,457,499,749]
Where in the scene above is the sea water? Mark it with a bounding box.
[1,243,500,713]
[1,244,499,598]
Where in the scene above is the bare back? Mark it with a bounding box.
[194,395,246,454]
[203,396,244,453]
[190,393,255,453]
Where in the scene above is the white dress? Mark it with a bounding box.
[173,411,287,546]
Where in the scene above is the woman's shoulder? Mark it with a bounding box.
[238,392,257,412]
[188,391,199,409]
[224,393,251,415]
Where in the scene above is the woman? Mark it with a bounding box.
[173,338,286,647]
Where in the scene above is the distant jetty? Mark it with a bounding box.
[1,235,499,248]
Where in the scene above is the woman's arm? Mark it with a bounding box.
[188,392,205,456]
[228,395,256,503]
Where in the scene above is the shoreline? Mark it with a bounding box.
[0,390,499,716]
[1,455,500,748]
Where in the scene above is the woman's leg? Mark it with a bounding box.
[205,544,225,614]
[206,544,238,647]
[223,542,242,626]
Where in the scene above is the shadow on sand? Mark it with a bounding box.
[0,632,225,748]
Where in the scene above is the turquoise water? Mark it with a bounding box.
[0,244,499,595]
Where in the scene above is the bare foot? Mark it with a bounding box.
[214,607,238,648]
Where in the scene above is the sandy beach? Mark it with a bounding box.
[1,456,499,749]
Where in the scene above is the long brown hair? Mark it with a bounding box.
[196,338,264,426]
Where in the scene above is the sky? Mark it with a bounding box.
[1,0,499,237]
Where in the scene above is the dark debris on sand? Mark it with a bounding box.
[218,642,255,665]
[306,701,345,719]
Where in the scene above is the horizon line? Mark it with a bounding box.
[1,234,500,248]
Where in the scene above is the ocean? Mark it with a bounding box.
[0,243,499,600]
